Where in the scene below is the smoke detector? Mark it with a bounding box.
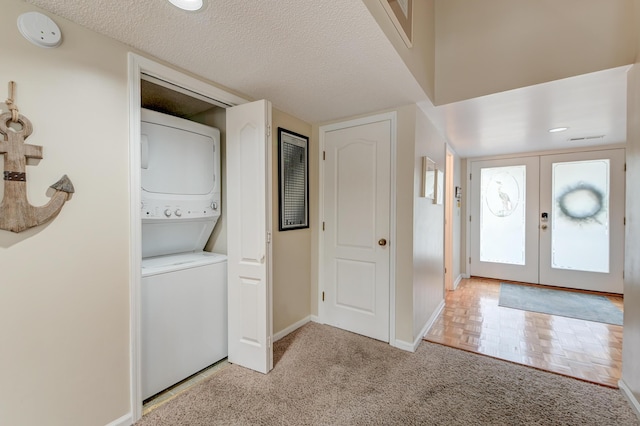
[17,12,62,48]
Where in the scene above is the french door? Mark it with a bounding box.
[470,149,625,294]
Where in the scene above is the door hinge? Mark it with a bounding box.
[268,336,272,348]
[322,291,325,302]
[267,125,271,137]
[323,222,326,231]
[469,257,471,264]
[470,173,472,180]
[267,232,272,243]
[624,217,626,226]
[444,267,447,273]
[323,151,326,161]
[469,216,472,222]
[624,163,627,172]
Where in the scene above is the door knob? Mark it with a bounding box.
[541,224,548,230]
[378,238,387,246]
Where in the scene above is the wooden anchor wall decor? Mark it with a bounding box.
[0,82,74,233]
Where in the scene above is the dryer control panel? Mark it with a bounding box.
[141,195,220,220]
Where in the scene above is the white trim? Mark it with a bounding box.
[392,339,416,352]
[273,316,311,342]
[619,379,640,420]
[453,274,463,290]
[389,111,397,346]
[104,413,133,426]
[127,53,143,423]
[310,315,321,323]
[317,111,397,346]
[393,298,445,353]
[127,53,249,423]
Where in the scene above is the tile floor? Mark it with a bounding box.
[143,358,229,415]
[424,277,624,388]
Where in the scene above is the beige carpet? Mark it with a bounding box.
[136,323,638,425]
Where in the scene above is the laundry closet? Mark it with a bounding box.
[139,76,229,401]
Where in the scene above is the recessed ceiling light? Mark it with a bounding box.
[168,0,203,11]
[548,127,569,133]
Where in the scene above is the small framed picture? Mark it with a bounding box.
[278,128,309,231]
[421,156,436,199]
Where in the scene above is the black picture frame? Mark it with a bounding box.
[278,127,309,231]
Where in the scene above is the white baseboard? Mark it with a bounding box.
[453,274,463,290]
[310,315,321,324]
[393,299,446,353]
[273,316,312,342]
[392,339,416,352]
[619,379,640,420]
[105,413,133,426]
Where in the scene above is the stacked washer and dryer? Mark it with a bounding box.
[140,108,227,400]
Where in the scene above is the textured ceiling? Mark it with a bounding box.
[26,0,427,124]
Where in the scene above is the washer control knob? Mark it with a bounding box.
[211,202,218,211]
[175,209,182,217]
[164,209,172,217]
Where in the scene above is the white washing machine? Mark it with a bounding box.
[140,109,227,400]
[141,252,227,400]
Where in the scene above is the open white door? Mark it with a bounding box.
[226,99,273,374]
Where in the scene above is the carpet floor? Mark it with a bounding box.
[136,323,638,425]
[499,283,624,325]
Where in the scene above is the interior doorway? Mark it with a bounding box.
[128,54,273,422]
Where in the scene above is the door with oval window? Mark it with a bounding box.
[470,149,624,294]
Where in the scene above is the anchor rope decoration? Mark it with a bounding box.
[5,81,19,123]
[0,81,74,233]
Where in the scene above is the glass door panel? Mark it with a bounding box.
[539,149,624,293]
[551,159,610,273]
[480,165,527,265]
[470,156,539,284]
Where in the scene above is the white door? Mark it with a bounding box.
[322,118,391,342]
[470,149,625,293]
[226,99,273,373]
[539,149,625,293]
[470,156,540,283]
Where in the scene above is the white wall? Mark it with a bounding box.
[363,0,436,100]
[621,0,640,407]
[0,3,130,425]
[435,0,637,105]
[412,107,446,341]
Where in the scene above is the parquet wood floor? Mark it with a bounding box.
[424,277,624,388]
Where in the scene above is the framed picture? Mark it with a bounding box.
[278,127,309,231]
[381,0,413,47]
[422,156,436,199]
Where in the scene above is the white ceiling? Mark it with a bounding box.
[25,0,631,158]
[421,66,630,158]
[25,0,427,124]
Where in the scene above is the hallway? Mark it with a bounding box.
[425,277,623,388]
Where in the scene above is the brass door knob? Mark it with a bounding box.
[378,238,387,246]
